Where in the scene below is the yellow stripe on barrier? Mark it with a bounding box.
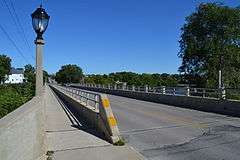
[102,98,110,108]
[108,117,117,126]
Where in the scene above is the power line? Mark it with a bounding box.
[0,23,31,64]
[9,0,32,51]
[1,0,35,61]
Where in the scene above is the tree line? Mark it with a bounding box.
[54,64,182,87]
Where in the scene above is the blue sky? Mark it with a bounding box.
[0,0,238,74]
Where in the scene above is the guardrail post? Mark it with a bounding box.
[194,88,197,93]
[161,86,166,94]
[86,93,89,106]
[220,87,226,100]
[145,85,148,93]
[95,95,99,111]
[173,88,176,95]
[122,83,127,90]
[186,87,190,96]
[132,85,135,91]
[203,89,206,98]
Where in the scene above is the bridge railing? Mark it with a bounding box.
[226,88,240,100]
[49,84,121,143]
[52,84,100,111]
[73,83,235,100]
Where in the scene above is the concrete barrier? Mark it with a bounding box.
[49,85,120,144]
[71,85,240,117]
[0,96,46,160]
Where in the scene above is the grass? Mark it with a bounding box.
[0,83,35,118]
[46,150,54,160]
[113,138,125,146]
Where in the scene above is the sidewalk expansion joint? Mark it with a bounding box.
[46,129,79,133]
[53,144,112,153]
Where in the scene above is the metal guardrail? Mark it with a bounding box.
[52,85,100,111]
[71,83,239,100]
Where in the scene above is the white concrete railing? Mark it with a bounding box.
[50,84,121,143]
[52,84,100,111]
[73,83,228,100]
[70,83,240,117]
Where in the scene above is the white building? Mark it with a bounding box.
[5,68,25,84]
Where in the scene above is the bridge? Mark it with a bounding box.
[1,83,240,160]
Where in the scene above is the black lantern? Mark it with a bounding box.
[31,5,50,40]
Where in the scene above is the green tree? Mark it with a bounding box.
[0,55,11,83]
[55,64,83,84]
[43,70,49,84]
[24,64,35,84]
[24,64,36,95]
[178,3,240,88]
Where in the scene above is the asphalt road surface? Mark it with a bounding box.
[107,94,240,160]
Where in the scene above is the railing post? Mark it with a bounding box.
[173,88,176,95]
[80,91,83,102]
[203,89,206,98]
[220,87,226,100]
[152,87,156,93]
[122,83,127,90]
[132,85,135,91]
[86,93,89,106]
[161,86,166,95]
[95,95,98,110]
[145,85,148,93]
[194,88,197,93]
[186,87,190,96]
[114,84,117,90]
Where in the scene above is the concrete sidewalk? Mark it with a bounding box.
[44,86,144,160]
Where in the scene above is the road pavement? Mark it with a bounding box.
[107,94,240,160]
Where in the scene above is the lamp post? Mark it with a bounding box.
[31,5,50,96]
